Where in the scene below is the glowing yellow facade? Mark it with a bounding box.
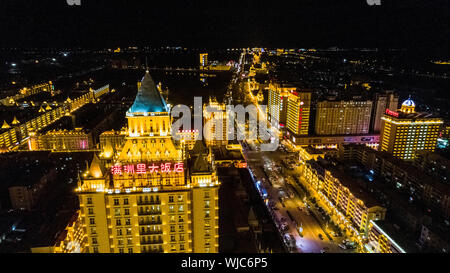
[315,100,373,135]
[267,83,292,129]
[286,91,311,136]
[203,97,229,147]
[77,72,219,253]
[380,99,443,160]
[200,53,208,68]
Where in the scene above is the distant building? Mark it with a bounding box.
[29,128,93,151]
[200,53,208,68]
[286,90,311,138]
[176,129,200,151]
[300,156,386,243]
[379,98,443,160]
[267,83,293,129]
[414,151,450,184]
[371,91,399,133]
[203,97,230,148]
[9,169,56,211]
[419,224,450,253]
[315,99,373,135]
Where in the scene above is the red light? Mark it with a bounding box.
[386,109,399,118]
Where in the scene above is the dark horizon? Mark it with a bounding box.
[0,0,449,54]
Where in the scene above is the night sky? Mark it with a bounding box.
[0,0,449,51]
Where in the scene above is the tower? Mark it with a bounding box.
[379,97,443,160]
[77,71,219,253]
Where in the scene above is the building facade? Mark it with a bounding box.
[379,98,443,160]
[203,97,229,148]
[76,71,219,253]
[372,91,399,133]
[286,90,311,137]
[267,83,292,129]
[315,99,373,136]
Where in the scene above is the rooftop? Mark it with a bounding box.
[128,71,168,114]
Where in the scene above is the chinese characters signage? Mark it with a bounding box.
[111,162,184,175]
[386,109,399,118]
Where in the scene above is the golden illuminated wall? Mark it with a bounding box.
[78,179,219,253]
[315,100,373,135]
[127,115,171,137]
[287,91,311,136]
[267,84,291,128]
[200,53,208,68]
[176,130,200,151]
[302,161,386,235]
[77,93,219,253]
[203,100,229,147]
[192,186,219,253]
[0,86,109,151]
[380,115,443,160]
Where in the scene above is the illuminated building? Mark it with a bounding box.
[299,152,386,245]
[372,91,399,133]
[77,71,219,253]
[176,129,200,151]
[379,98,443,160]
[200,53,208,69]
[366,221,406,253]
[99,130,127,160]
[267,83,292,129]
[286,90,311,137]
[288,134,380,150]
[29,129,93,151]
[0,81,54,107]
[0,85,109,151]
[315,99,373,135]
[203,97,229,148]
[298,146,325,164]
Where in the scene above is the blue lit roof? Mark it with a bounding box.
[128,71,168,114]
[402,98,415,107]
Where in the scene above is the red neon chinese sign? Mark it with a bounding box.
[111,162,184,175]
[385,109,399,118]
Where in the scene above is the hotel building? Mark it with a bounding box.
[267,83,292,129]
[379,98,443,160]
[76,71,219,253]
[203,97,229,148]
[315,99,373,136]
[299,153,386,244]
[371,91,399,133]
[286,90,311,137]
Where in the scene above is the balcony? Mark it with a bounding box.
[137,200,161,206]
[139,220,162,226]
[141,247,163,253]
[140,239,163,245]
[138,210,162,216]
[139,229,163,235]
